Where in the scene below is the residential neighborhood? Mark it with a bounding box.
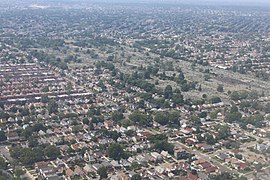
[0,0,270,180]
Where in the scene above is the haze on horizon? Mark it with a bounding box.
[1,0,270,6]
[57,0,270,6]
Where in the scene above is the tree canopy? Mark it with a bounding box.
[0,131,7,142]
[0,157,7,170]
[129,111,152,126]
[108,143,127,160]
[150,134,174,154]
[111,111,124,122]
[44,145,61,159]
[97,166,108,179]
[131,174,142,180]
[48,100,58,114]
[154,111,180,126]
[164,85,173,99]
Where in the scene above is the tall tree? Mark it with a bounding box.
[0,157,7,170]
[97,167,108,179]
[48,100,58,114]
[131,174,142,180]
[0,131,7,142]
[108,143,126,160]
[217,84,224,92]
[41,94,49,103]
[164,85,173,99]
[44,145,61,159]
[111,111,124,122]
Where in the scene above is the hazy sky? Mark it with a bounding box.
[26,0,270,3]
[129,0,270,5]
[191,0,270,4]
[71,0,270,6]
[2,0,270,7]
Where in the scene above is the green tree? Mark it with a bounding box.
[129,111,152,126]
[190,115,201,125]
[22,126,33,139]
[150,134,174,154]
[197,134,204,142]
[235,154,242,160]
[230,91,248,101]
[131,174,142,180]
[140,93,153,101]
[65,82,73,92]
[14,168,26,177]
[111,111,124,122]
[0,157,7,170]
[164,85,173,99]
[0,102,4,110]
[48,100,58,114]
[154,112,168,125]
[32,123,46,132]
[217,84,224,92]
[217,125,230,140]
[211,172,233,180]
[167,111,180,125]
[263,103,270,113]
[204,74,211,81]
[82,118,90,125]
[125,130,136,137]
[108,143,126,160]
[230,91,240,101]
[144,71,151,79]
[42,86,49,92]
[130,162,141,170]
[225,112,242,123]
[44,145,61,159]
[30,104,35,111]
[153,141,174,154]
[150,134,168,143]
[0,112,9,119]
[205,133,216,145]
[181,83,190,92]
[41,94,49,103]
[20,108,30,116]
[198,84,202,91]
[154,111,179,126]
[172,92,184,105]
[10,147,44,166]
[199,112,207,118]
[238,176,247,180]
[178,71,185,82]
[209,111,218,119]
[210,96,221,104]
[230,105,238,113]
[28,137,39,148]
[0,131,7,142]
[137,100,145,109]
[97,167,108,179]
